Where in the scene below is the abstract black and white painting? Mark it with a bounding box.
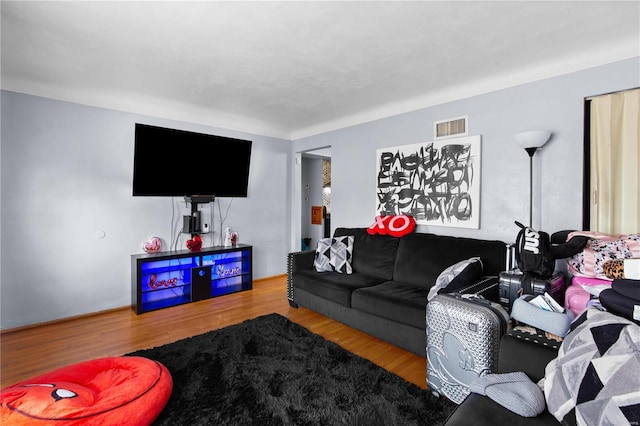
[375,135,481,229]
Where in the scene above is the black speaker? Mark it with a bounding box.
[191,265,212,301]
[183,212,202,234]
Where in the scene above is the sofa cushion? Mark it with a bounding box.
[393,233,507,288]
[294,269,385,307]
[498,334,559,383]
[334,228,400,281]
[351,281,428,329]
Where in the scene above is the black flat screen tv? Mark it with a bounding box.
[132,123,252,198]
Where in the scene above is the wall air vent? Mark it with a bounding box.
[434,116,468,139]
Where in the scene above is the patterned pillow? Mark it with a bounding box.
[544,308,640,425]
[314,238,334,272]
[330,235,354,274]
[313,236,355,274]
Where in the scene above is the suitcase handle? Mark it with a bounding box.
[455,292,490,306]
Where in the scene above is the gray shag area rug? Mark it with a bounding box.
[127,313,455,425]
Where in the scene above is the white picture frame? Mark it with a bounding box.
[375,135,481,229]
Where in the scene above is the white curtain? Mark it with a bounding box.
[590,88,640,234]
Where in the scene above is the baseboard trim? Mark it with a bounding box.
[1,306,131,335]
[1,274,287,334]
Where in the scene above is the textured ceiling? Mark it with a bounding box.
[2,1,639,139]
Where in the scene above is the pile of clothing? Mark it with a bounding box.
[600,278,640,325]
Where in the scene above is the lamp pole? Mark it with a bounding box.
[525,147,537,227]
[514,130,551,229]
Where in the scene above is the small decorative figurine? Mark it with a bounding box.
[224,228,233,246]
[142,236,162,254]
[186,235,202,252]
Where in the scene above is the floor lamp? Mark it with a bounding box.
[514,131,551,227]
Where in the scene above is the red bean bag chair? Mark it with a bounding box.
[0,356,172,425]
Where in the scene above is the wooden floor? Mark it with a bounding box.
[1,275,426,390]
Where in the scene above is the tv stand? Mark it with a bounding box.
[131,244,252,314]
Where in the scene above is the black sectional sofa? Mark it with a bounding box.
[287,227,507,356]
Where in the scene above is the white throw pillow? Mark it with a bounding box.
[427,257,483,301]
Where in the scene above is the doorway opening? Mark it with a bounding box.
[300,147,331,251]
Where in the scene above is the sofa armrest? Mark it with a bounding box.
[288,250,315,274]
[287,250,316,307]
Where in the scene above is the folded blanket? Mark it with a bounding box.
[544,308,640,425]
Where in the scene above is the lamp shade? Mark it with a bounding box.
[514,131,551,149]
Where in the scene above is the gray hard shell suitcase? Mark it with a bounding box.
[498,270,566,313]
[426,292,510,404]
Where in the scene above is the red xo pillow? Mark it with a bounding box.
[367,215,416,237]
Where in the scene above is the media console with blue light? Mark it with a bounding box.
[131,244,252,314]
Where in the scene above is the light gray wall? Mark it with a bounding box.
[2,58,638,329]
[293,58,640,244]
[1,91,291,329]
